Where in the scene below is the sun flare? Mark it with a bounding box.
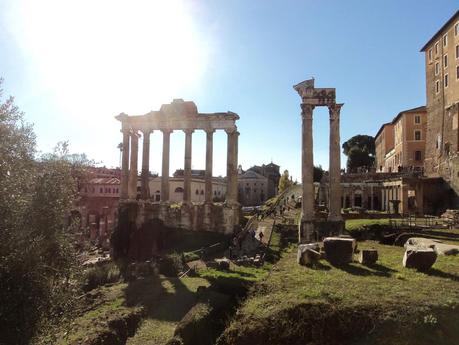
[7,0,209,116]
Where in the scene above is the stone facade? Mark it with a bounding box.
[422,11,459,202]
[247,163,281,198]
[146,176,227,203]
[237,170,269,206]
[75,167,122,246]
[319,172,447,216]
[375,123,394,172]
[375,107,427,172]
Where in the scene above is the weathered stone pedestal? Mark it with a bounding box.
[179,203,192,229]
[297,243,321,265]
[321,220,344,238]
[323,237,356,265]
[203,203,213,231]
[159,202,169,223]
[223,204,240,235]
[299,220,316,244]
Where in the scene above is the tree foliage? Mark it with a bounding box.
[313,165,324,182]
[278,170,293,193]
[0,80,88,344]
[342,135,375,171]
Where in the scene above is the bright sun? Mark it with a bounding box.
[8,0,209,115]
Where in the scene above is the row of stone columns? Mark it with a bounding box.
[301,103,343,241]
[381,185,402,213]
[120,128,239,205]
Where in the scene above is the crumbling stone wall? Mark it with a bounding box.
[112,201,240,261]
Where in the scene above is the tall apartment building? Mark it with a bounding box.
[375,123,394,172]
[421,11,459,193]
[375,106,427,172]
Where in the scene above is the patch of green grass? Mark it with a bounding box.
[345,218,392,231]
[218,237,459,345]
[127,276,209,345]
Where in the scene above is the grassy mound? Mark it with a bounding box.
[217,236,459,345]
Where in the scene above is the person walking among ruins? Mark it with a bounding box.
[258,231,264,243]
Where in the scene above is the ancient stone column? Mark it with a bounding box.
[128,131,139,199]
[120,128,130,199]
[370,185,374,210]
[161,129,172,203]
[415,182,424,215]
[401,184,409,215]
[225,129,239,205]
[328,104,343,222]
[141,129,151,200]
[232,131,240,202]
[205,129,215,204]
[301,103,315,242]
[183,129,194,204]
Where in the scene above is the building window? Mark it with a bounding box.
[443,34,448,47]
[414,115,421,124]
[414,151,422,161]
[444,54,448,68]
[456,45,459,59]
[457,65,459,80]
[445,74,449,88]
[435,62,439,75]
[100,188,103,193]
[414,130,421,141]
[428,48,433,61]
[435,41,439,55]
[456,22,459,36]
[436,80,440,93]
[175,187,184,193]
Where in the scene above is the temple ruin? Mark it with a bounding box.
[115,99,241,258]
[294,78,344,243]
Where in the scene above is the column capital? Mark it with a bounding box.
[301,103,315,119]
[205,128,216,134]
[183,128,195,135]
[225,127,237,135]
[161,128,173,135]
[130,129,140,138]
[328,103,344,119]
[141,128,152,136]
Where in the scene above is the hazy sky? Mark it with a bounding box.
[1,1,457,180]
